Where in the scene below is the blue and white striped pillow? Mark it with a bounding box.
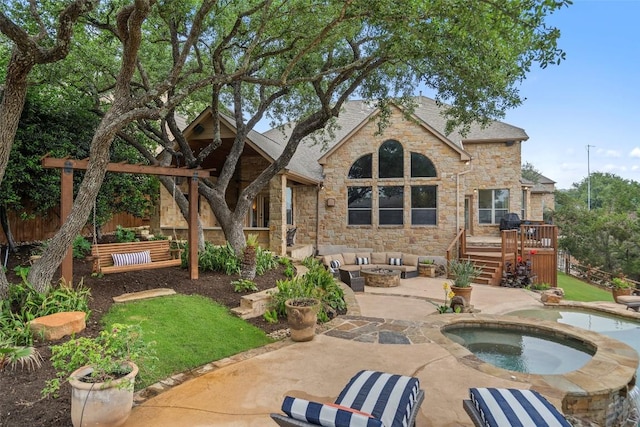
[388,257,402,266]
[469,388,571,427]
[281,396,383,427]
[356,257,369,265]
[336,370,421,427]
[330,259,342,269]
[112,250,152,267]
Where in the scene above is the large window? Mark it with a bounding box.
[378,140,403,178]
[411,186,437,225]
[411,153,436,177]
[479,189,509,224]
[348,187,372,225]
[348,154,372,179]
[346,141,439,226]
[379,186,403,225]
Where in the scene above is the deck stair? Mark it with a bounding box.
[463,242,504,286]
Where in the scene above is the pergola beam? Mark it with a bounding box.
[42,157,212,178]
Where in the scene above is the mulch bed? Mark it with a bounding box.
[0,244,289,427]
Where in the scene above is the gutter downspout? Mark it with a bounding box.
[456,163,473,232]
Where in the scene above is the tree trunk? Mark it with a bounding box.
[0,205,17,253]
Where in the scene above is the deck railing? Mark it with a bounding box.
[446,227,466,266]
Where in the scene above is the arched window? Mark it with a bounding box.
[378,140,403,178]
[410,152,437,177]
[348,154,372,179]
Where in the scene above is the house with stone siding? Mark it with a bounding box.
[156,96,554,257]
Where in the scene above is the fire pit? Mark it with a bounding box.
[360,268,401,287]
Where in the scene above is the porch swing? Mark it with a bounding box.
[90,185,183,275]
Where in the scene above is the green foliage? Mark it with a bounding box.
[255,247,278,276]
[73,235,92,259]
[0,339,43,372]
[266,258,344,323]
[610,277,632,289]
[448,259,482,288]
[555,172,640,279]
[0,280,91,346]
[1,91,157,225]
[529,283,551,291]
[43,324,155,398]
[115,226,137,243]
[232,279,258,293]
[196,242,241,275]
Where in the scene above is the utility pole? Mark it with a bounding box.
[587,144,594,210]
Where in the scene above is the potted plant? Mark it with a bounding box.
[43,323,154,427]
[610,277,634,303]
[418,258,436,277]
[285,297,321,342]
[448,258,482,304]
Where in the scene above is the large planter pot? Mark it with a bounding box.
[612,288,633,303]
[451,286,473,305]
[285,298,320,342]
[69,361,138,427]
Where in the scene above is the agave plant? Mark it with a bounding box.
[0,339,43,372]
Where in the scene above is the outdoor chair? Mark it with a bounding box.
[339,269,365,292]
[463,387,571,427]
[286,228,297,247]
[271,370,424,427]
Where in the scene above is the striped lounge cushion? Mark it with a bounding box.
[469,388,571,427]
[281,396,383,427]
[112,250,152,267]
[335,370,421,427]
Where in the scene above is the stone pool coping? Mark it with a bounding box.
[431,313,638,424]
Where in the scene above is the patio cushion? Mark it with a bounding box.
[371,252,387,264]
[330,259,342,269]
[111,250,151,267]
[469,388,571,427]
[342,252,357,265]
[402,254,419,267]
[388,258,402,266]
[281,396,384,427]
[356,257,370,265]
[335,370,421,427]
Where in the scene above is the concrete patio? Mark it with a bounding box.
[122,276,639,426]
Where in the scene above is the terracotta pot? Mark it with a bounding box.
[285,298,320,342]
[612,288,633,303]
[451,286,473,305]
[69,361,138,427]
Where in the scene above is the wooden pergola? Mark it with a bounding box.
[42,157,211,282]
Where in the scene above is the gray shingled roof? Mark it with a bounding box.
[259,95,529,182]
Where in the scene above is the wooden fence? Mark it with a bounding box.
[557,250,640,290]
[0,207,147,245]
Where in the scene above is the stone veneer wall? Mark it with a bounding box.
[317,107,524,254]
[293,185,318,247]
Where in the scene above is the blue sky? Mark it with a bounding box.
[501,0,640,189]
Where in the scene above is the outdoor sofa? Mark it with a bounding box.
[271,370,424,427]
[321,251,424,279]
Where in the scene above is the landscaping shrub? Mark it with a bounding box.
[265,257,345,323]
[73,235,92,259]
[196,242,241,274]
[0,279,91,346]
[115,225,137,243]
[255,247,278,275]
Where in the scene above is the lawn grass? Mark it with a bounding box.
[101,294,273,389]
[557,272,614,303]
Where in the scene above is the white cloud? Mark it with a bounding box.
[630,147,640,158]
[604,150,621,158]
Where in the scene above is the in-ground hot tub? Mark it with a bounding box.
[438,314,638,426]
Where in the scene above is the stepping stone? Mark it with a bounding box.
[30,311,86,340]
[112,288,176,303]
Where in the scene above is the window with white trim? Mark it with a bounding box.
[478,189,509,224]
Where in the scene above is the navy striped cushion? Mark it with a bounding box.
[330,260,342,269]
[356,257,369,265]
[112,250,152,267]
[281,396,383,427]
[335,370,421,427]
[469,388,571,427]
